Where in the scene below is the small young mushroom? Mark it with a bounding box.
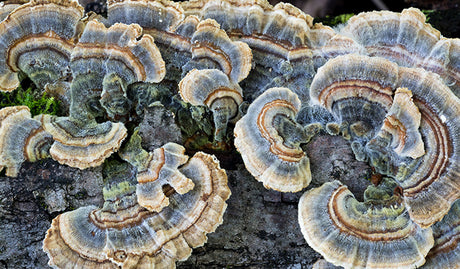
[43,149,231,268]
[234,87,311,192]
[298,180,434,269]
[0,106,53,177]
[179,68,243,141]
[0,0,84,92]
[120,129,194,212]
[421,199,460,268]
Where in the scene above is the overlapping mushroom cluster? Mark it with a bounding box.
[0,0,459,268]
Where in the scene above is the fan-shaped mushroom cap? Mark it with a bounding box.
[70,19,165,120]
[310,54,460,228]
[0,0,84,92]
[38,115,127,170]
[371,87,425,159]
[186,19,252,83]
[72,20,165,84]
[179,68,243,141]
[341,8,460,97]
[422,199,460,268]
[298,180,434,269]
[107,0,197,53]
[43,150,231,268]
[234,87,311,192]
[0,106,52,177]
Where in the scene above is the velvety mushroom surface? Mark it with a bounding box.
[299,180,434,269]
[0,106,52,177]
[310,54,460,228]
[234,87,311,192]
[0,0,458,268]
[0,0,83,92]
[43,150,231,268]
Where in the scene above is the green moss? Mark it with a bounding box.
[314,13,354,27]
[0,85,60,116]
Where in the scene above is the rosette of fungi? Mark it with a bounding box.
[38,20,167,169]
[234,87,311,192]
[43,147,231,268]
[421,199,460,268]
[340,8,460,98]
[119,129,195,213]
[298,180,434,269]
[310,54,460,228]
[0,106,52,177]
[0,0,84,91]
[107,1,252,86]
[179,69,243,141]
[180,0,362,102]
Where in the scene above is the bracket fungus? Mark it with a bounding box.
[422,199,460,268]
[298,180,434,269]
[0,0,84,92]
[70,19,165,120]
[179,68,243,141]
[0,106,52,177]
[310,54,460,228]
[39,114,128,170]
[340,8,460,98]
[370,87,425,159]
[43,148,230,268]
[234,87,311,192]
[120,130,194,212]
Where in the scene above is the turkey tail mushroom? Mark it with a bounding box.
[310,54,460,228]
[234,87,311,192]
[0,0,84,92]
[298,180,434,269]
[0,106,53,177]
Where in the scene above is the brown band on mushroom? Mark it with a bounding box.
[310,53,460,228]
[72,20,165,83]
[341,8,460,98]
[43,150,230,268]
[38,114,127,169]
[298,180,434,269]
[422,199,460,269]
[0,0,84,91]
[310,54,398,112]
[0,106,53,177]
[395,67,460,228]
[234,87,311,192]
[179,68,243,141]
[371,87,425,159]
[189,19,252,83]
